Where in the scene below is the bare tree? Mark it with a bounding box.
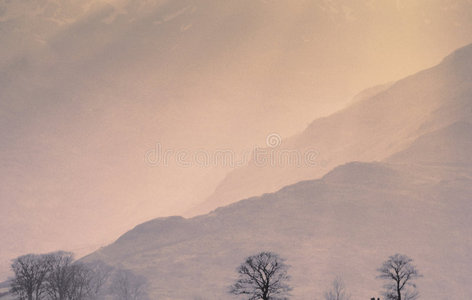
[377,254,422,300]
[230,251,291,300]
[42,252,101,300]
[43,251,76,300]
[82,261,113,299]
[10,254,50,300]
[110,269,148,300]
[67,263,92,300]
[10,251,113,300]
[324,277,351,300]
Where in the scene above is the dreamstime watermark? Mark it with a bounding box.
[266,133,282,148]
[144,133,325,168]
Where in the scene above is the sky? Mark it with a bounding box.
[1,0,472,280]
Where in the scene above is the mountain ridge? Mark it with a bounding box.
[87,157,472,299]
[3,0,472,285]
[191,42,472,216]
[81,45,472,298]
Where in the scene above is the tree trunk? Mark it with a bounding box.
[394,276,401,300]
[262,289,268,300]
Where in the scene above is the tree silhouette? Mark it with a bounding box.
[230,251,291,300]
[10,251,112,300]
[10,254,50,300]
[377,254,421,300]
[110,269,148,300]
[324,276,351,300]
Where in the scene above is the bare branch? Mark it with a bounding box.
[230,251,291,300]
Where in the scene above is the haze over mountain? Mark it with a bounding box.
[2,0,472,281]
[87,121,472,299]
[192,42,472,215]
[81,44,472,299]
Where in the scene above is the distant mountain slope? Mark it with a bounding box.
[86,120,472,299]
[387,121,472,166]
[0,280,11,299]
[191,43,472,216]
[3,0,472,281]
[87,164,472,299]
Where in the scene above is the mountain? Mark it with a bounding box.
[191,42,472,216]
[387,121,472,165]
[86,123,472,299]
[0,281,9,299]
[3,0,472,282]
[83,41,472,298]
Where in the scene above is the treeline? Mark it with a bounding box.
[8,251,421,300]
[229,252,421,300]
[9,251,147,300]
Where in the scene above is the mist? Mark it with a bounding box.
[1,0,472,281]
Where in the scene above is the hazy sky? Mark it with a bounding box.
[1,0,472,280]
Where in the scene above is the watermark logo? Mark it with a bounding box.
[266,133,282,148]
[145,133,325,168]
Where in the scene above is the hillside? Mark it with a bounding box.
[3,0,472,281]
[191,43,472,216]
[86,121,472,299]
[387,121,472,166]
